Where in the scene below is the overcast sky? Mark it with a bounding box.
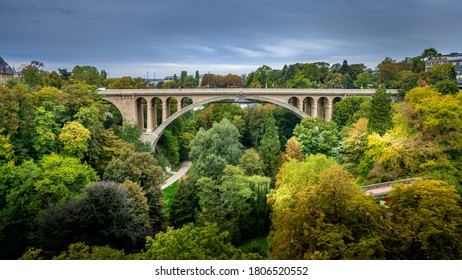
[1,0,461,78]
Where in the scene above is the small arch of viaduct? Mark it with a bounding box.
[100,88,397,147]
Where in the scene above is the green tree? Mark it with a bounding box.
[428,64,459,94]
[169,174,200,228]
[341,118,369,175]
[252,65,273,88]
[74,105,104,134]
[103,149,165,232]
[331,96,369,130]
[0,86,36,161]
[144,223,262,260]
[32,106,60,156]
[268,154,338,214]
[0,154,98,258]
[196,166,271,242]
[158,130,180,165]
[71,65,105,87]
[243,104,275,147]
[293,117,339,157]
[259,113,281,178]
[85,128,132,176]
[0,133,15,165]
[302,63,321,83]
[395,70,418,100]
[386,179,462,259]
[340,59,350,75]
[376,57,409,87]
[196,103,244,131]
[178,132,194,161]
[58,121,91,159]
[349,63,367,81]
[60,82,102,120]
[190,119,242,180]
[43,71,64,89]
[22,60,45,88]
[362,87,462,184]
[121,180,150,227]
[0,87,20,137]
[52,242,140,260]
[273,106,301,148]
[108,76,137,89]
[367,86,393,135]
[39,153,99,194]
[116,123,149,152]
[58,68,71,80]
[288,72,315,88]
[104,150,164,190]
[354,72,372,89]
[269,165,387,260]
[32,181,146,257]
[322,73,347,88]
[239,148,264,176]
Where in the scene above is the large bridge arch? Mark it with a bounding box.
[100,88,399,149]
[143,95,309,147]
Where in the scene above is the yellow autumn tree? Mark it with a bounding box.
[268,165,387,259]
[58,121,91,159]
[359,87,462,186]
[387,179,462,259]
[281,136,305,163]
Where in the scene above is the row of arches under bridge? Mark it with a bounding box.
[133,95,344,133]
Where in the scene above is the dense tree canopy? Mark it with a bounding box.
[269,164,387,259]
[331,96,369,130]
[32,181,146,258]
[144,223,262,260]
[196,165,271,243]
[1,49,462,260]
[359,87,462,185]
[386,179,462,259]
[190,118,242,180]
[367,86,393,135]
[293,117,339,157]
[259,113,281,178]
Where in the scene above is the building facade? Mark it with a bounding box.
[0,57,15,85]
[425,52,462,88]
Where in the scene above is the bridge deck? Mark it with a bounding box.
[361,177,425,197]
[100,88,398,97]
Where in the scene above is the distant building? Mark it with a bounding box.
[425,52,462,88]
[15,64,27,78]
[0,57,15,85]
[163,76,176,83]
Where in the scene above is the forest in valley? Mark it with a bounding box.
[1,48,462,260]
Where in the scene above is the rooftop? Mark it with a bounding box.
[0,56,14,75]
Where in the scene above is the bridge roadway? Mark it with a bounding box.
[100,88,398,147]
[361,177,424,197]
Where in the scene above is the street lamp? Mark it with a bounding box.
[146,71,149,87]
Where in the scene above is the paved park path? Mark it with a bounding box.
[161,161,192,189]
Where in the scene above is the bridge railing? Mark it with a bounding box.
[360,177,425,191]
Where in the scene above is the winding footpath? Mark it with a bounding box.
[161,161,192,189]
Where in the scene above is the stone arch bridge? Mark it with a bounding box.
[99,88,397,147]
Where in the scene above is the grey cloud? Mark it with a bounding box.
[1,0,461,77]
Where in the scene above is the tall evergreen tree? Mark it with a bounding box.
[259,113,281,178]
[367,86,393,135]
